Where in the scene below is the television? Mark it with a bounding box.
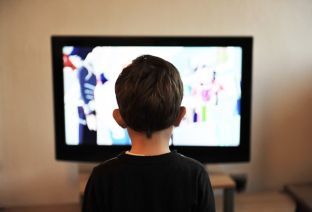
[51,36,252,163]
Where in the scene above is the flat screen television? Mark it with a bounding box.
[51,36,252,163]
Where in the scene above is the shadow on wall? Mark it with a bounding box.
[262,81,312,189]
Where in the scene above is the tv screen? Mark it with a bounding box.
[52,36,252,163]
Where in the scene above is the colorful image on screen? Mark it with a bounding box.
[62,46,242,147]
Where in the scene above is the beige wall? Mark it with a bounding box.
[0,0,311,206]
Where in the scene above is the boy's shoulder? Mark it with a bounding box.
[173,152,208,174]
[92,151,207,175]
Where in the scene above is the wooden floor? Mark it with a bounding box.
[2,204,80,212]
[2,191,296,212]
[215,191,296,212]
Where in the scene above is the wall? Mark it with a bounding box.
[0,1,5,202]
[0,0,311,206]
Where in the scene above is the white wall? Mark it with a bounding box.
[0,0,311,206]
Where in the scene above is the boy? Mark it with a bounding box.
[83,55,215,212]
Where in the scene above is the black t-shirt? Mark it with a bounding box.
[83,151,215,212]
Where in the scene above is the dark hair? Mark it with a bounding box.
[115,55,183,138]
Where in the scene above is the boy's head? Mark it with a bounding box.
[114,54,184,138]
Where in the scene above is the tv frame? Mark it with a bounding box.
[51,36,252,163]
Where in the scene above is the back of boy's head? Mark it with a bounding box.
[115,55,183,138]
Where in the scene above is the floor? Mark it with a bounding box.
[215,191,296,212]
[1,204,80,212]
[1,191,296,212]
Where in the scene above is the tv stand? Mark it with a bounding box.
[210,172,236,212]
[79,171,235,212]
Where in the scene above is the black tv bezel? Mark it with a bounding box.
[51,36,252,163]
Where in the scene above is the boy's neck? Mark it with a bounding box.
[127,127,173,156]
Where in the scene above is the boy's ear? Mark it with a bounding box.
[174,106,186,127]
[113,109,127,128]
